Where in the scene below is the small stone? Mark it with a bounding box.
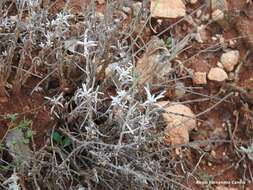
[196,10,202,18]
[150,0,186,18]
[212,9,224,21]
[211,150,216,157]
[228,72,235,81]
[228,39,237,48]
[201,14,210,21]
[208,67,228,82]
[122,6,131,14]
[234,92,239,96]
[157,102,196,145]
[96,12,105,20]
[189,0,198,4]
[96,0,105,4]
[217,61,223,68]
[193,72,207,84]
[175,148,181,155]
[157,19,163,25]
[211,36,217,41]
[220,50,240,71]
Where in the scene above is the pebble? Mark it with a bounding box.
[208,67,228,82]
[228,72,235,81]
[189,0,198,4]
[228,39,237,48]
[201,14,210,22]
[196,10,202,18]
[212,9,224,21]
[96,0,105,4]
[157,19,163,25]
[217,61,223,68]
[220,50,240,71]
[211,36,217,41]
[211,150,216,158]
[193,72,207,84]
[122,6,131,14]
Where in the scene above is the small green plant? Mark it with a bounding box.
[16,118,32,129]
[9,117,34,144]
[52,131,72,147]
[6,113,18,123]
[165,37,173,49]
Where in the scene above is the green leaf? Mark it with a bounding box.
[166,37,173,49]
[22,138,30,144]
[7,114,18,122]
[18,118,32,129]
[52,131,62,143]
[62,138,71,147]
[26,129,34,139]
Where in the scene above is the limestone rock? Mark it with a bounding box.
[220,50,240,71]
[212,9,224,21]
[208,67,228,82]
[150,0,186,18]
[211,0,229,27]
[96,0,105,4]
[193,72,207,84]
[157,102,196,145]
[189,0,198,4]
